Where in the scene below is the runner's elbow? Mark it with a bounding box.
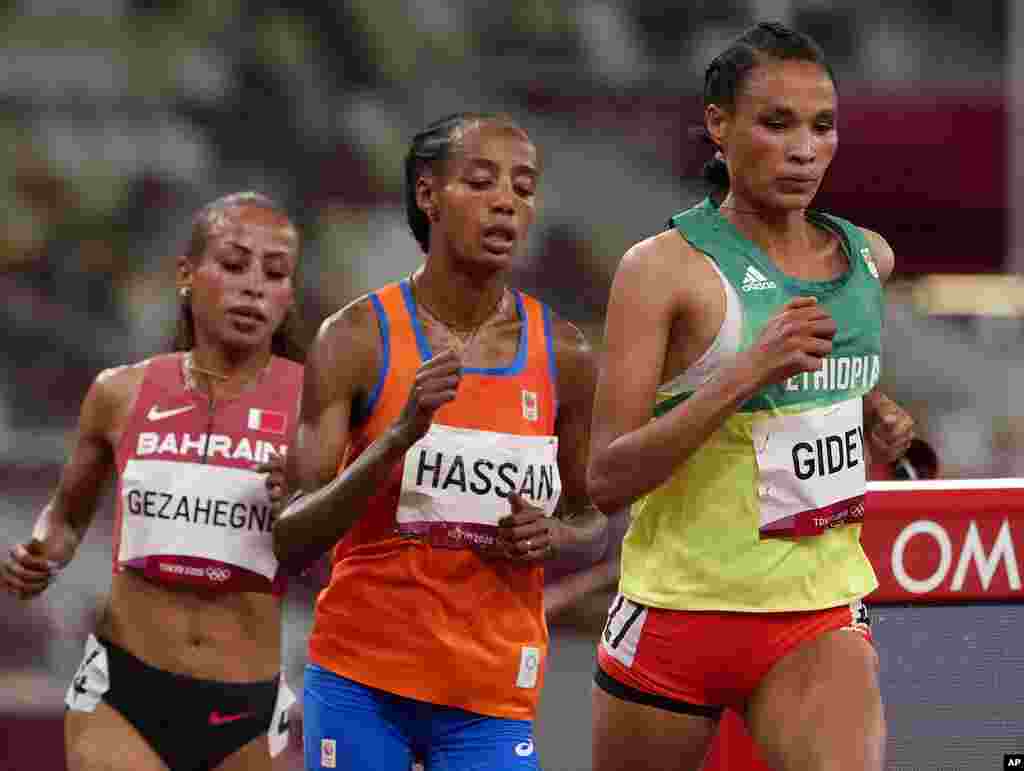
[587,466,626,516]
[580,509,611,560]
[270,516,303,573]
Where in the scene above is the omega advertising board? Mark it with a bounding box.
[862,479,1023,603]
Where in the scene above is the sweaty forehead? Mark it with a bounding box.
[449,122,538,170]
[207,206,298,252]
[738,59,836,112]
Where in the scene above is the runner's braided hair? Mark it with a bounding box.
[404,112,528,253]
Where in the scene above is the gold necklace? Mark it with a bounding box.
[409,274,506,354]
[183,351,269,393]
[185,359,230,381]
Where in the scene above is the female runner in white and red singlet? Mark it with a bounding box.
[2,192,304,771]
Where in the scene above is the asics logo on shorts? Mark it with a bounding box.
[514,739,535,757]
[147,404,197,421]
[741,265,776,292]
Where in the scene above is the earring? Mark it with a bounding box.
[179,286,191,300]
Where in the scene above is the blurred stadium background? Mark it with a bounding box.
[0,0,1019,769]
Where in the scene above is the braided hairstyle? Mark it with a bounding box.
[700,22,836,194]
[403,112,528,253]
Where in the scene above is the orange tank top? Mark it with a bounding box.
[308,279,560,720]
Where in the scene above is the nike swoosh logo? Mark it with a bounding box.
[147,404,196,421]
[208,711,253,726]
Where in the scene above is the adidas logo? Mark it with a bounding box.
[741,265,776,292]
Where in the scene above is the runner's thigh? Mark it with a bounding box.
[592,685,717,771]
[65,703,168,771]
[745,628,884,771]
[425,708,540,771]
[303,664,414,771]
[213,733,274,771]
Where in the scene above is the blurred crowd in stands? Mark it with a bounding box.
[0,1,1008,460]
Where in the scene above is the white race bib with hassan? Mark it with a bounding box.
[118,459,278,586]
[753,397,866,538]
[397,424,562,549]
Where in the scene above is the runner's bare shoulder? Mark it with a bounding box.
[84,358,154,433]
[547,312,591,362]
[857,227,896,282]
[308,295,383,402]
[614,228,722,317]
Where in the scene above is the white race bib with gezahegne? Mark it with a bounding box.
[118,458,278,579]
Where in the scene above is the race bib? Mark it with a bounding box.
[753,398,866,538]
[397,424,561,549]
[118,459,278,588]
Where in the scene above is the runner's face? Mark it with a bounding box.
[429,122,539,272]
[714,58,837,211]
[185,206,297,354]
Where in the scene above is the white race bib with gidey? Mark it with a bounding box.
[397,424,561,549]
[118,459,278,582]
[753,397,866,538]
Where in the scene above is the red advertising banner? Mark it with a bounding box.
[863,479,1024,603]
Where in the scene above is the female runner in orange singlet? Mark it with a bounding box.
[273,113,607,771]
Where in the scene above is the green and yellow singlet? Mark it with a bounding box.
[619,198,884,612]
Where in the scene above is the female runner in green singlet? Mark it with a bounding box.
[588,23,915,771]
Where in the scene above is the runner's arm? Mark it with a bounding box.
[588,232,836,513]
[3,369,123,597]
[859,228,914,462]
[587,237,758,514]
[549,316,606,553]
[272,300,406,573]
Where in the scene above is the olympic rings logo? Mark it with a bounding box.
[205,566,232,582]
